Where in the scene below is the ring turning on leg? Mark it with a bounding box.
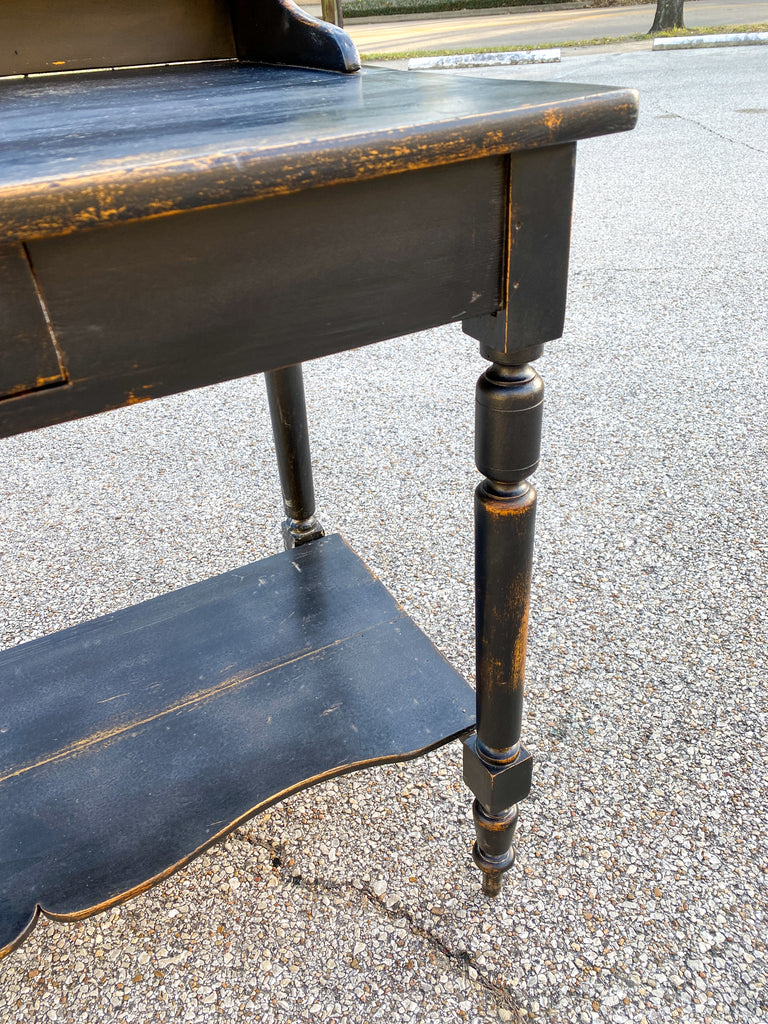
[464,360,543,894]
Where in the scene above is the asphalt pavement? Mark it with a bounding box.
[1,22,767,1024]
[342,0,768,56]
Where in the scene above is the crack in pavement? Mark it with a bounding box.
[657,104,768,155]
[238,829,532,1019]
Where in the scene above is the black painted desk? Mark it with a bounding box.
[0,39,638,959]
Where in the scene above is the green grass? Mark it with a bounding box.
[358,22,768,60]
[344,0,571,18]
[649,22,768,37]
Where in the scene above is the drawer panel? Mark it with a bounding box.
[0,245,66,402]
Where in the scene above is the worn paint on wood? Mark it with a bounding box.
[465,360,544,892]
[0,65,637,242]
[463,145,577,358]
[3,158,505,438]
[0,536,475,960]
[0,245,66,400]
[0,22,639,940]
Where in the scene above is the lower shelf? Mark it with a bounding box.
[0,533,475,958]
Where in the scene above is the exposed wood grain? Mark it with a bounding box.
[0,64,639,242]
[0,36,640,947]
[1,158,504,437]
[0,535,475,959]
[467,362,543,894]
[463,145,577,357]
[0,245,66,400]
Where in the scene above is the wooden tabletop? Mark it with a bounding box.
[0,63,638,241]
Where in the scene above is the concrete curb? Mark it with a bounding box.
[408,47,560,66]
[653,31,768,50]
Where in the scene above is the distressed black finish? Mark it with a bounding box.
[265,365,325,548]
[4,155,506,437]
[0,1,638,955]
[461,144,585,895]
[464,361,545,895]
[0,65,637,245]
[463,145,576,363]
[0,245,65,402]
[231,0,359,71]
[0,536,474,958]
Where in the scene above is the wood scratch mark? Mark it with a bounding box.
[0,617,404,786]
[0,715,474,962]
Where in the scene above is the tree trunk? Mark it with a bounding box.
[650,0,685,32]
[321,0,344,27]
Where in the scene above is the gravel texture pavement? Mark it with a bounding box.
[1,44,766,1024]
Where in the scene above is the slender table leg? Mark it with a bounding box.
[265,364,325,550]
[461,144,575,896]
[463,358,542,895]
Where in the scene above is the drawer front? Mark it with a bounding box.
[2,157,506,438]
[0,245,66,402]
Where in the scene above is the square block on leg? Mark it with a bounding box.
[462,734,533,815]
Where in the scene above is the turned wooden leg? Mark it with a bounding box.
[461,146,574,896]
[265,364,324,550]
[463,359,542,895]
